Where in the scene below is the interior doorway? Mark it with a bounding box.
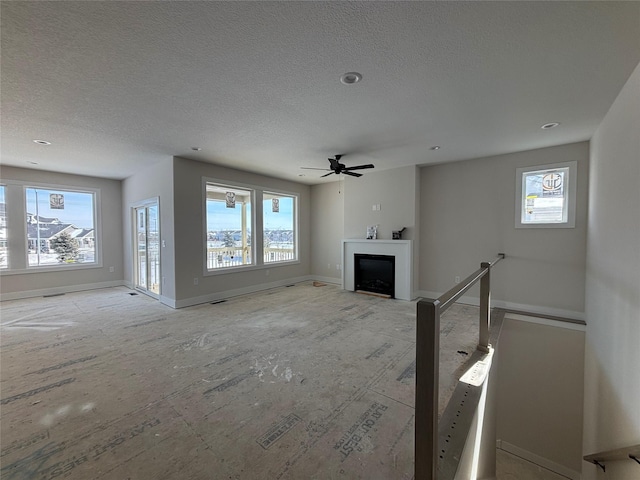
[134,200,160,297]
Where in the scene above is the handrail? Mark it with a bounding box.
[583,444,640,472]
[437,254,504,312]
[414,253,505,479]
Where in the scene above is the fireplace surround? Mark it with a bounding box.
[342,239,413,300]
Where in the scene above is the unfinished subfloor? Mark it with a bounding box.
[1,282,481,479]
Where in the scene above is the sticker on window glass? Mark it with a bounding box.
[523,170,566,223]
[272,198,279,213]
[50,193,65,209]
[225,192,236,208]
[542,173,564,197]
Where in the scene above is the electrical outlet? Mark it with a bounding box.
[455,276,461,284]
[372,204,376,211]
[336,264,341,270]
[328,263,331,269]
[109,266,114,272]
[162,240,166,247]
[193,277,199,285]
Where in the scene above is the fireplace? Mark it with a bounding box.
[354,254,395,298]
[342,239,412,301]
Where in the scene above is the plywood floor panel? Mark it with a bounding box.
[1,283,480,479]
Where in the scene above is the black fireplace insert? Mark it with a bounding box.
[354,254,395,298]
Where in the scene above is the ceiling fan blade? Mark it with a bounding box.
[301,167,331,171]
[344,164,375,171]
[321,172,335,178]
[343,171,362,177]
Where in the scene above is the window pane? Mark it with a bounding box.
[206,183,252,270]
[26,188,96,266]
[263,192,296,264]
[521,167,569,224]
[0,186,7,269]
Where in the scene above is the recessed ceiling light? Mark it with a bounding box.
[298,174,305,177]
[191,147,202,151]
[33,140,51,145]
[28,161,39,165]
[541,122,560,129]
[430,146,441,150]
[340,72,362,85]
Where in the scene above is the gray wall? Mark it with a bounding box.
[0,166,123,298]
[121,158,175,303]
[583,64,640,480]
[171,156,311,307]
[497,317,585,475]
[342,165,420,295]
[419,142,589,318]
[310,181,343,282]
[343,165,419,241]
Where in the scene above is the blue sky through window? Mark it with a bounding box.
[263,197,293,230]
[26,188,95,228]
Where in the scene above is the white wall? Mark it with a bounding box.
[310,181,343,282]
[343,165,419,241]
[583,63,640,480]
[497,317,585,476]
[171,157,311,307]
[0,166,123,299]
[121,158,175,304]
[419,142,589,318]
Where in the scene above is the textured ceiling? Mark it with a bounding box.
[2,1,639,184]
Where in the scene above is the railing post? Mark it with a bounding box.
[478,262,491,353]
[416,299,440,480]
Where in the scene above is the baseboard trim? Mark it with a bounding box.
[173,275,314,308]
[416,290,585,323]
[310,275,341,286]
[0,280,127,302]
[496,439,581,480]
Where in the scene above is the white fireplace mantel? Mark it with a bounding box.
[342,239,413,300]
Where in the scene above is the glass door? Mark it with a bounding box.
[134,202,160,296]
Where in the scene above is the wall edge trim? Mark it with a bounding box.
[497,439,582,480]
[173,275,314,308]
[0,280,127,302]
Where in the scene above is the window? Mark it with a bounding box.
[205,183,253,270]
[26,187,98,266]
[263,192,297,264]
[0,185,7,269]
[203,180,299,273]
[515,161,577,228]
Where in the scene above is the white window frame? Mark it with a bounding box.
[0,180,102,274]
[202,178,300,276]
[515,161,577,229]
[25,184,101,270]
[203,179,256,274]
[262,190,299,265]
